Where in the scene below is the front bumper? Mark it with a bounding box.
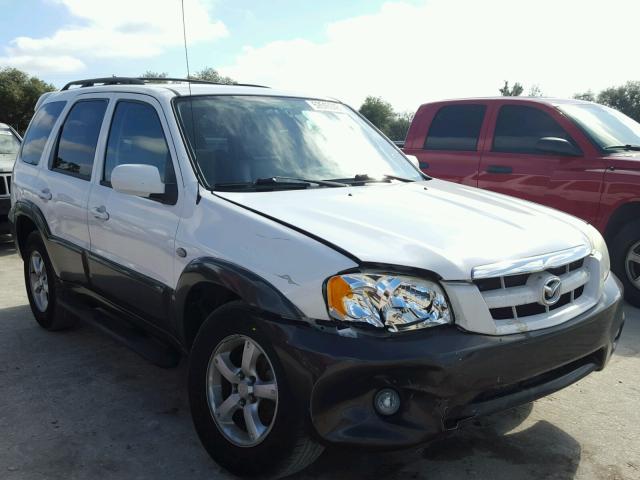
[263,274,624,449]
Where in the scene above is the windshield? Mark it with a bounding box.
[0,129,20,155]
[558,103,640,150]
[174,95,422,189]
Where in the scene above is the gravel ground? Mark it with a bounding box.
[0,234,638,480]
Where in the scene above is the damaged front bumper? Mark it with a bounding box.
[263,274,624,449]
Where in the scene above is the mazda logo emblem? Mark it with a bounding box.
[541,276,562,306]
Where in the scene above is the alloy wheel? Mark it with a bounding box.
[625,240,640,289]
[29,251,49,312]
[206,334,279,447]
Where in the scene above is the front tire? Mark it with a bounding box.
[611,220,640,306]
[23,231,75,331]
[188,301,323,478]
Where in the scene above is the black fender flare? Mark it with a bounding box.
[173,257,306,340]
[10,199,52,255]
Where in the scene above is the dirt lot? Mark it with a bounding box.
[0,234,638,480]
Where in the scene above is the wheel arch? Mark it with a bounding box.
[604,201,640,242]
[174,257,305,350]
[11,200,51,258]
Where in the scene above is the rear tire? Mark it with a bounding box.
[611,220,640,307]
[23,231,75,331]
[188,301,323,478]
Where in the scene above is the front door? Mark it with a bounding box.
[477,103,602,223]
[87,94,183,329]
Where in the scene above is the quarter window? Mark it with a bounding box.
[424,105,486,151]
[103,101,175,185]
[20,101,66,165]
[493,105,574,154]
[52,100,108,179]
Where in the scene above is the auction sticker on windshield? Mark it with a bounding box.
[306,100,347,113]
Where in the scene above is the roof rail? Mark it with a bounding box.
[61,77,145,90]
[137,77,269,88]
[60,76,270,91]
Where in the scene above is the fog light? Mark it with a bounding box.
[374,388,400,416]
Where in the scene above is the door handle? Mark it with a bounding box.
[90,205,110,221]
[37,188,52,201]
[486,165,513,174]
[419,161,430,169]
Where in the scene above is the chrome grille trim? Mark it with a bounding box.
[471,244,592,280]
[482,268,589,310]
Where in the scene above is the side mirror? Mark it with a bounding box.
[111,164,165,198]
[405,154,420,169]
[536,137,582,156]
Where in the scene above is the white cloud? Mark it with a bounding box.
[0,55,85,73]
[0,0,227,74]
[221,0,640,111]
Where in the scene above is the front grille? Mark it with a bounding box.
[475,258,589,321]
[0,174,11,197]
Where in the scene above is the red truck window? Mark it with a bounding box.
[424,104,486,151]
[493,105,575,154]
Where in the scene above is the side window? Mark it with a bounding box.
[103,101,175,186]
[52,100,108,180]
[424,105,486,151]
[20,101,66,165]
[493,105,574,154]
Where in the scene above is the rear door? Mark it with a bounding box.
[38,95,110,283]
[477,103,602,222]
[87,94,183,330]
[404,103,488,186]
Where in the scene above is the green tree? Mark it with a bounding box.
[597,81,640,122]
[140,71,169,83]
[573,90,596,102]
[528,84,543,97]
[499,80,524,96]
[359,96,395,133]
[0,67,56,134]
[573,82,640,121]
[386,112,414,142]
[191,67,236,84]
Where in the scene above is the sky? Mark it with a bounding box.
[1,0,639,112]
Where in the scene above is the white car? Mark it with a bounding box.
[10,77,624,479]
[0,122,20,233]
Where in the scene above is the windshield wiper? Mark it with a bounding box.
[383,174,416,182]
[255,176,348,187]
[213,176,348,191]
[604,144,640,151]
[330,173,418,185]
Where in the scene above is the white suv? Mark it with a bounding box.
[10,77,625,478]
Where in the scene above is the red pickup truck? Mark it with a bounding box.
[402,97,640,305]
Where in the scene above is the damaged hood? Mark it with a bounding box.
[215,179,591,280]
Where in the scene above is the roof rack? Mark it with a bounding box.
[138,77,269,88]
[61,76,269,91]
[61,77,145,90]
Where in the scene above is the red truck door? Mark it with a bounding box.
[477,102,604,223]
[404,103,489,186]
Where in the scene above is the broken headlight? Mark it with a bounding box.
[325,273,452,332]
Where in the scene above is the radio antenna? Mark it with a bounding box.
[180,0,193,96]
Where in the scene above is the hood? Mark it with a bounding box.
[0,153,16,172]
[215,179,591,280]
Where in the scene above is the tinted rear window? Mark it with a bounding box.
[52,100,108,180]
[20,101,66,165]
[424,104,486,151]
